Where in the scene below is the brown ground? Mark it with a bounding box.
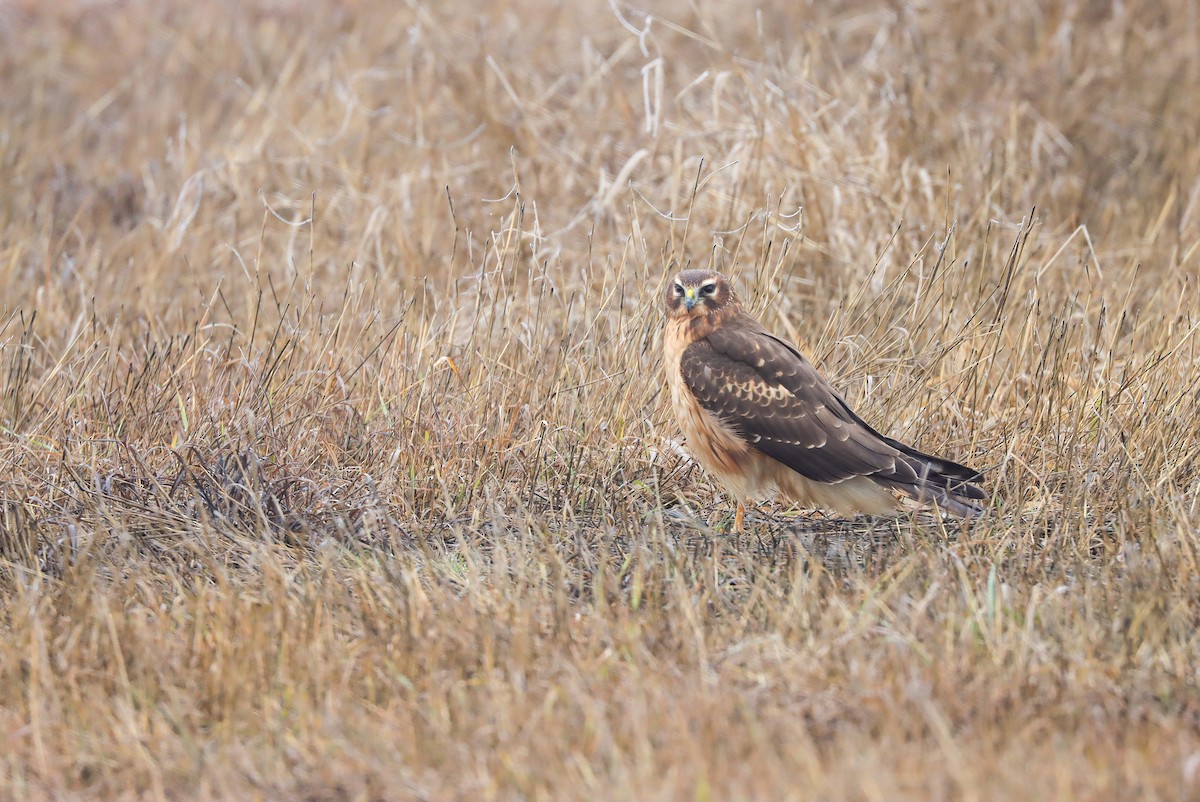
[2,1,1199,799]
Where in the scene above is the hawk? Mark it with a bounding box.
[663,269,986,530]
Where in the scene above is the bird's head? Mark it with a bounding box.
[664,269,739,320]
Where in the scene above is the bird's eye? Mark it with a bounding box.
[673,283,684,296]
[700,283,717,296]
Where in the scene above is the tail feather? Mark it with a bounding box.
[830,400,987,517]
[890,452,988,518]
[881,434,983,484]
[910,480,987,517]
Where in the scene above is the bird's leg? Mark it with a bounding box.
[734,501,745,533]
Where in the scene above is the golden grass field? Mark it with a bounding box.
[3,0,1200,799]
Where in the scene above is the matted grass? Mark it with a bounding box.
[2,1,1199,799]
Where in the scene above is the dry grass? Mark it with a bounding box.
[2,0,1200,799]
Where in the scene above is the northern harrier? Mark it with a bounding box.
[663,269,985,530]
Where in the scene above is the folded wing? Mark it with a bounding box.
[680,321,985,512]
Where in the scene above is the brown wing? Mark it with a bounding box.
[679,322,924,486]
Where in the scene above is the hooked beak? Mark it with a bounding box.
[683,287,697,311]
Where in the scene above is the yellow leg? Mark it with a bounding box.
[734,501,745,532]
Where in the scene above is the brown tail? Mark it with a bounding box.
[883,437,988,517]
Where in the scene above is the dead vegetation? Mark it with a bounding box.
[2,0,1200,799]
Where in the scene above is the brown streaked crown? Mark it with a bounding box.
[664,270,740,319]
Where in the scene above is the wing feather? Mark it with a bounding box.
[680,321,921,486]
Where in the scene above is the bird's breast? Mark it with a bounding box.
[663,321,759,495]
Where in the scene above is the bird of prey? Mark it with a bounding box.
[663,269,985,530]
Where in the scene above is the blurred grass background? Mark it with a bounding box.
[2,1,1199,799]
